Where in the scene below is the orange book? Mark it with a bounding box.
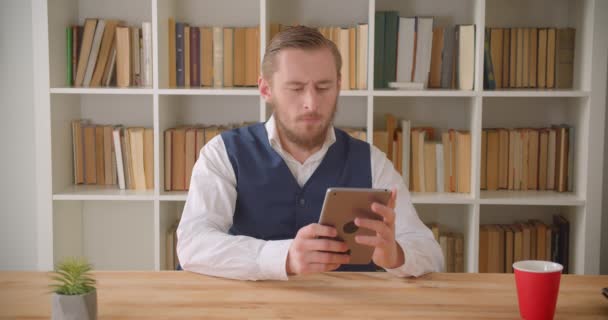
[201,27,213,87]
[490,28,504,88]
[171,128,186,191]
[185,128,196,189]
[83,125,97,184]
[90,20,119,87]
[233,28,246,86]
[486,129,499,191]
[95,126,105,185]
[456,131,471,193]
[144,128,154,190]
[115,26,131,87]
[428,27,444,88]
[245,27,259,86]
[164,129,173,191]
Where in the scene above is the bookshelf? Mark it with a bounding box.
[31,0,607,274]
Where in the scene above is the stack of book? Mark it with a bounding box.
[164,122,257,191]
[484,27,575,90]
[374,12,476,90]
[374,114,472,193]
[426,223,465,273]
[71,120,154,190]
[67,19,152,88]
[479,215,570,273]
[269,23,369,90]
[480,126,573,192]
[168,19,260,88]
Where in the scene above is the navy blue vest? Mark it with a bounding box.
[221,123,377,271]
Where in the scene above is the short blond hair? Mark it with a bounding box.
[262,25,342,81]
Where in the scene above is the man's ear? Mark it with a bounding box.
[258,76,272,103]
[337,73,342,90]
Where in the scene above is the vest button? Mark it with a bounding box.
[299,198,306,207]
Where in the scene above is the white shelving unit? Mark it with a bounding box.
[31,0,607,274]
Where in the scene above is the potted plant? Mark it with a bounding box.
[50,257,97,320]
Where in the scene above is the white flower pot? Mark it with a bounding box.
[52,289,97,320]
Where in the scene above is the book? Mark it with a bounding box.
[90,20,118,87]
[115,26,131,87]
[223,28,234,87]
[396,17,416,84]
[457,25,475,90]
[213,27,224,88]
[429,27,445,88]
[357,24,368,89]
[83,19,105,87]
[555,28,575,88]
[413,17,434,87]
[74,19,97,87]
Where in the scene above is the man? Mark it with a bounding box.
[177,26,443,280]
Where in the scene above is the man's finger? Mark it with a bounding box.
[355,218,391,238]
[307,251,351,265]
[388,188,397,209]
[302,239,349,253]
[369,203,396,225]
[355,235,386,248]
[300,223,338,239]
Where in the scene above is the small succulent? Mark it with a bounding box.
[50,257,96,295]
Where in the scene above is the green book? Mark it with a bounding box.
[374,11,385,89]
[383,11,399,88]
[484,28,496,90]
[66,27,72,86]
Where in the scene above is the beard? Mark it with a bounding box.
[272,99,338,151]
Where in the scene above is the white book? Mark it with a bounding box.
[401,120,411,187]
[396,17,416,83]
[458,24,475,90]
[83,19,106,87]
[388,82,424,90]
[142,22,153,87]
[436,143,444,192]
[413,17,434,87]
[112,126,126,190]
[213,27,224,88]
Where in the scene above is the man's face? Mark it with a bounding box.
[261,47,340,150]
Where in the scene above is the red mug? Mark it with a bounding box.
[513,260,563,320]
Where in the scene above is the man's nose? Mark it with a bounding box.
[302,87,320,111]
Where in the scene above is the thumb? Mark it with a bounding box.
[388,188,397,209]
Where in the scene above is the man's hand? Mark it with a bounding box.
[354,189,405,269]
[286,224,351,275]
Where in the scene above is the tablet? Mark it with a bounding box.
[318,187,391,264]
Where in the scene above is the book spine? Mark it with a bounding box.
[67,27,72,86]
[176,23,185,87]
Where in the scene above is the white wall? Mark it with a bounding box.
[0,0,38,270]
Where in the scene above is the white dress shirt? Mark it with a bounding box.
[177,116,444,280]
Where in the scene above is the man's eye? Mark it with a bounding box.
[290,88,304,92]
[317,87,330,91]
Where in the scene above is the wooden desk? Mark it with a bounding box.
[0,271,606,319]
